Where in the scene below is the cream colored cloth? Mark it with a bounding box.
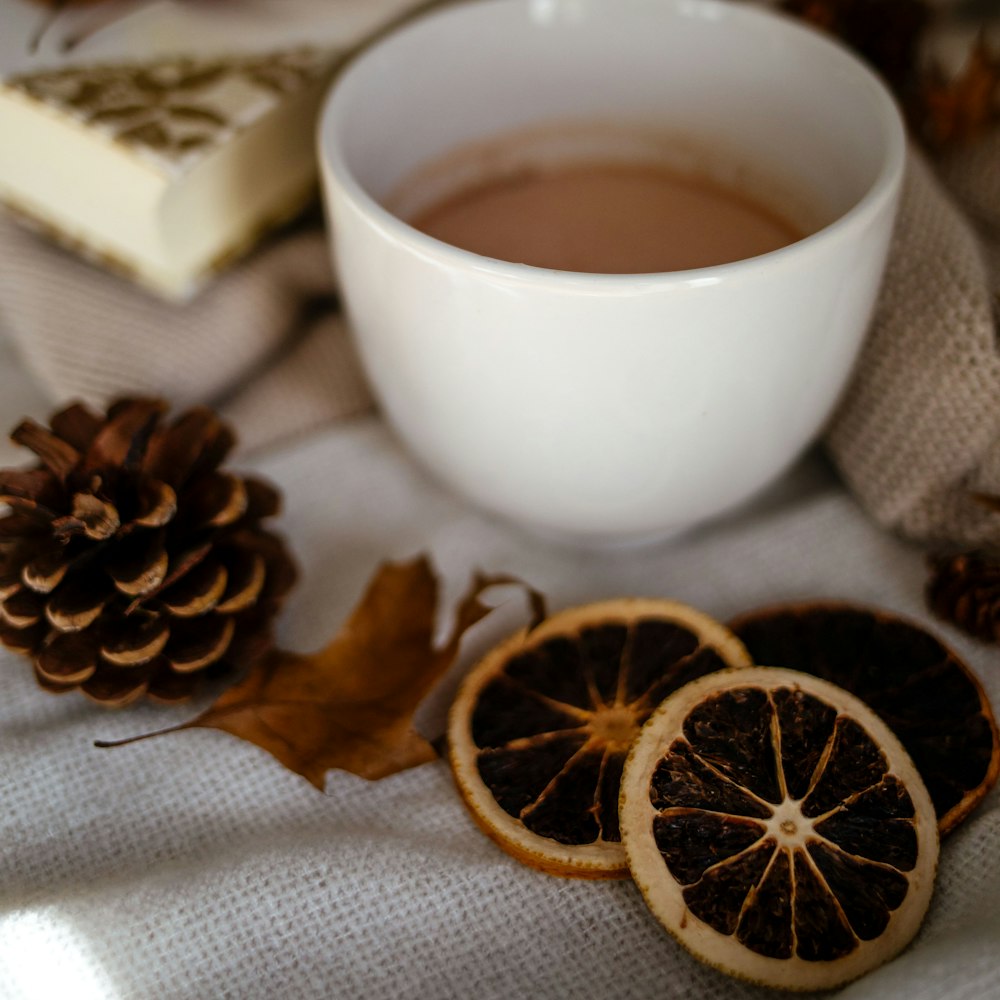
[826,130,1000,547]
[1,47,999,1000]
[0,131,998,547]
[0,215,373,454]
[0,412,997,1000]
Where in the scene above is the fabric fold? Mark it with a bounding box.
[1,125,998,548]
[826,139,1000,546]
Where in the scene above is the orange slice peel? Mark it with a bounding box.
[447,598,751,878]
[620,666,939,992]
[730,601,1000,834]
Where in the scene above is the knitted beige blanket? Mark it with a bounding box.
[826,130,1000,546]
[0,114,997,549]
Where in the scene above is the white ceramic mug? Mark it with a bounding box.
[318,0,905,545]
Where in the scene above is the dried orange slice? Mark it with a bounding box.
[620,667,939,992]
[729,603,1000,834]
[447,599,750,877]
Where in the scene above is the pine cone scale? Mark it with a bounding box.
[49,403,103,453]
[83,399,166,472]
[145,661,195,703]
[0,514,48,539]
[243,479,281,520]
[66,492,121,540]
[0,469,62,514]
[168,616,235,673]
[132,479,176,528]
[928,552,1000,642]
[80,664,151,707]
[215,552,265,614]
[0,559,23,598]
[237,529,297,604]
[107,530,169,596]
[10,419,79,479]
[22,548,70,592]
[46,572,111,631]
[100,617,170,666]
[160,558,227,617]
[37,632,97,684]
[180,472,247,531]
[2,589,45,627]
[143,408,234,488]
[5,622,45,654]
[35,668,80,694]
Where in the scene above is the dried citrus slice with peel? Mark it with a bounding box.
[620,666,939,992]
[448,599,751,877]
[730,602,1000,834]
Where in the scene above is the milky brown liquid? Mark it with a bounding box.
[409,161,803,273]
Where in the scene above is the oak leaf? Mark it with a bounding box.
[97,555,545,787]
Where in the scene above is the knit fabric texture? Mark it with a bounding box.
[1,129,998,545]
[0,418,996,1000]
[826,132,1000,547]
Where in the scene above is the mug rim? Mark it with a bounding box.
[318,0,906,288]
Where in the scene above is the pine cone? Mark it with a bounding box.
[926,551,1000,643]
[0,398,297,705]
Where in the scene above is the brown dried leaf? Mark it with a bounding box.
[97,556,547,787]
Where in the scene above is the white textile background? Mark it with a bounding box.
[0,355,997,1000]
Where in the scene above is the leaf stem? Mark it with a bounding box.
[94,721,190,748]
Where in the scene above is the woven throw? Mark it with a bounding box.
[0,214,373,454]
[825,129,1000,548]
[0,128,998,545]
[0,417,997,1000]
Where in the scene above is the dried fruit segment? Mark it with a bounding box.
[731,603,1000,833]
[448,599,751,877]
[621,667,938,992]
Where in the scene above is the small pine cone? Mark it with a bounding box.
[926,551,1000,643]
[0,398,297,706]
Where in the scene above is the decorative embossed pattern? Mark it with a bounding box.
[7,48,333,166]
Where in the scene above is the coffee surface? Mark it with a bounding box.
[408,161,802,273]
